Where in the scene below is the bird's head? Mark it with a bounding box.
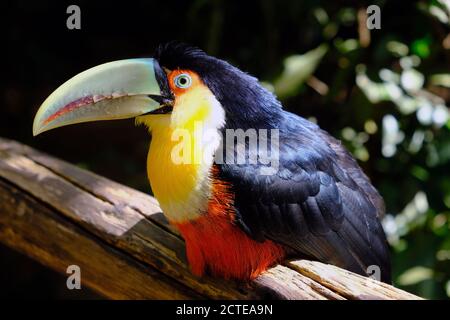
[33,42,282,137]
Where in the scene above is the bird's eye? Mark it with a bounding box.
[174,73,192,89]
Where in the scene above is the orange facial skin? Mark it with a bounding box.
[167,69,201,96]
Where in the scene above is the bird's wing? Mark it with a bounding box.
[216,119,391,282]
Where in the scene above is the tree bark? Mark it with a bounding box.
[0,137,421,300]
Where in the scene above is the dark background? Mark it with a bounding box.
[2,0,450,299]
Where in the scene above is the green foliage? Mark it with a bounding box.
[261,0,450,299]
[274,44,328,98]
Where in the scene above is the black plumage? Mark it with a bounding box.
[218,114,391,282]
[155,42,391,283]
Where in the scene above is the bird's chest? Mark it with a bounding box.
[147,129,285,279]
[147,128,218,223]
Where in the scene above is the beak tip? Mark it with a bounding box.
[32,119,44,137]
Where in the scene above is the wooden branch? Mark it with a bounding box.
[0,137,421,300]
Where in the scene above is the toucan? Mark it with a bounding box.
[33,42,391,283]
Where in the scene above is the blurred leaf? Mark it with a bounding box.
[430,74,450,88]
[386,41,409,57]
[417,102,434,125]
[384,192,429,243]
[411,36,432,58]
[446,281,450,298]
[401,68,424,92]
[354,146,369,161]
[397,266,434,286]
[408,130,425,153]
[337,7,356,25]
[334,39,359,53]
[313,7,329,25]
[431,213,448,235]
[364,119,378,134]
[382,114,404,157]
[445,194,450,209]
[356,65,403,104]
[432,104,449,127]
[428,4,449,24]
[411,165,429,181]
[274,44,328,99]
[436,249,450,261]
[323,23,338,39]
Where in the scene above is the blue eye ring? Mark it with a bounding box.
[174,73,192,89]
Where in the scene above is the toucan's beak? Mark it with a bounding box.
[33,58,172,136]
